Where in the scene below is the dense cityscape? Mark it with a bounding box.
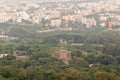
[0,0,120,28]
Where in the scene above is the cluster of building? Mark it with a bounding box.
[0,0,120,28]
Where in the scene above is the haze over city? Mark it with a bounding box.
[0,0,120,29]
[0,0,120,80]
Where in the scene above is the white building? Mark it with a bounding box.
[51,19,61,27]
[0,13,10,23]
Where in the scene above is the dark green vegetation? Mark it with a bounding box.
[0,23,120,80]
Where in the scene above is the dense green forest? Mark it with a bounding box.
[0,41,120,80]
[0,23,120,80]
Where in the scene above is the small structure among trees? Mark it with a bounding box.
[53,50,71,65]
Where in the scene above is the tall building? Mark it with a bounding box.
[108,22,112,28]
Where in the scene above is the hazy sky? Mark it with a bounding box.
[2,0,100,2]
